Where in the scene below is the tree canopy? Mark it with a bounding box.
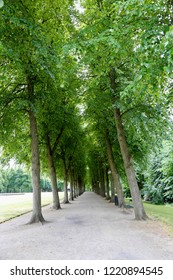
[1,0,173,222]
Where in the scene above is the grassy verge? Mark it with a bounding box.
[126,198,173,233]
[0,192,64,223]
[144,202,173,229]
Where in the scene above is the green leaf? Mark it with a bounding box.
[0,0,4,8]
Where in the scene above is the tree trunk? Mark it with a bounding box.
[105,167,111,200]
[69,170,74,201]
[73,178,77,198]
[63,166,69,204]
[105,130,124,207]
[110,174,115,203]
[28,109,45,224]
[76,180,80,196]
[46,135,61,209]
[78,176,84,196]
[114,108,148,219]
[99,161,106,197]
[94,168,100,194]
[109,67,147,219]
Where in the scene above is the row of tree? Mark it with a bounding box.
[77,0,173,219]
[1,1,173,223]
[0,1,86,223]
[0,168,53,193]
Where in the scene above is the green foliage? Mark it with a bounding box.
[57,181,64,192]
[0,168,32,193]
[142,141,173,204]
[40,177,52,192]
[0,0,83,191]
[76,0,171,192]
[0,0,4,8]
[57,109,87,182]
[0,167,52,193]
[1,0,173,207]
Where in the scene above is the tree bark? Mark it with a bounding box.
[109,67,148,219]
[76,180,80,196]
[63,163,69,204]
[78,175,84,196]
[105,167,110,200]
[69,170,74,201]
[114,108,147,219]
[73,178,77,198]
[93,168,100,194]
[99,161,106,197]
[46,134,61,209]
[110,174,115,203]
[28,109,45,224]
[26,76,45,224]
[105,130,124,207]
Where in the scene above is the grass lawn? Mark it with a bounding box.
[126,198,173,233]
[144,202,173,229]
[0,192,64,223]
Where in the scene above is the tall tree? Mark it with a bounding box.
[105,129,124,207]
[74,0,171,219]
[0,0,76,222]
[84,83,125,206]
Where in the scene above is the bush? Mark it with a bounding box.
[142,142,173,204]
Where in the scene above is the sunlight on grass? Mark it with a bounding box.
[126,198,173,233]
[144,202,173,229]
[0,192,64,223]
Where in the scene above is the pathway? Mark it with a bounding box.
[0,192,173,259]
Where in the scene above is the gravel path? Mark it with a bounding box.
[0,192,173,260]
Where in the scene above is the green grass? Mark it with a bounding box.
[0,192,64,223]
[126,198,173,233]
[144,202,173,228]
[1,194,173,234]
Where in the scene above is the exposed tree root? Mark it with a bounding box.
[51,204,61,210]
[26,213,46,225]
[63,200,70,204]
[134,212,149,221]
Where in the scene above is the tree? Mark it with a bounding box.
[0,168,32,193]
[1,0,173,224]
[0,0,76,223]
[105,129,124,207]
[83,81,125,205]
[74,0,172,219]
[57,109,86,203]
[109,67,147,219]
[143,139,173,204]
[38,52,81,209]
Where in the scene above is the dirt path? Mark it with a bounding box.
[0,192,173,260]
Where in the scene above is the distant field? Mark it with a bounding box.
[0,192,64,223]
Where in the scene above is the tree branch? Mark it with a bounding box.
[120,104,154,118]
[52,126,64,155]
